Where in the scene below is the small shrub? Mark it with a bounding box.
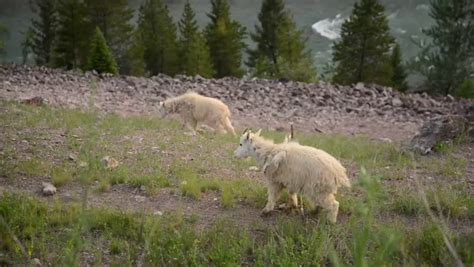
[427,187,473,219]
[108,167,129,185]
[390,191,424,216]
[409,223,447,265]
[456,80,474,99]
[180,178,202,199]
[129,174,170,189]
[51,167,73,187]
[110,239,126,255]
[98,179,111,192]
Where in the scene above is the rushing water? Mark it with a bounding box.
[0,0,432,70]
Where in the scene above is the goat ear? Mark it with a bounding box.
[255,129,262,136]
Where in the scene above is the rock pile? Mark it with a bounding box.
[1,64,472,140]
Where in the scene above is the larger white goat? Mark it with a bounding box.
[234,129,350,223]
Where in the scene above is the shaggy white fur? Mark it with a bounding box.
[158,92,235,135]
[235,129,350,223]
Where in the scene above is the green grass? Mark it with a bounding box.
[171,160,266,207]
[14,158,49,177]
[1,101,473,266]
[1,172,472,266]
[388,185,473,221]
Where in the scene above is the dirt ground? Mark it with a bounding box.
[1,66,473,234]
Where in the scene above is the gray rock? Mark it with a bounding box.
[32,258,42,266]
[391,97,403,107]
[42,182,57,196]
[68,153,77,161]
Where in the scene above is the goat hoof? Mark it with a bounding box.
[260,209,273,217]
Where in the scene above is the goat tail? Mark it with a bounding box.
[336,174,351,188]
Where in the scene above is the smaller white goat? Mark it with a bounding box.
[235,129,350,223]
[158,92,235,135]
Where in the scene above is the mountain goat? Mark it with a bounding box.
[234,129,350,223]
[158,92,235,135]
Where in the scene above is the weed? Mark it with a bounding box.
[427,156,467,180]
[98,179,111,192]
[427,186,474,220]
[390,191,424,216]
[408,222,448,265]
[110,239,126,255]
[15,158,49,177]
[51,166,73,187]
[107,167,129,185]
[220,180,266,208]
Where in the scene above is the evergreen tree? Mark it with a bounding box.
[414,0,473,95]
[84,0,134,74]
[127,31,146,76]
[332,0,395,86]
[178,1,214,78]
[0,22,8,57]
[21,29,35,64]
[390,43,408,91]
[137,0,179,76]
[205,0,246,78]
[247,0,287,76]
[247,0,316,82]
[53,0,90,69]
[28,0,57,66]
[87,27,118,74]
[276,23,317,82]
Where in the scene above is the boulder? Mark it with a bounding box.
[404,115,469,154]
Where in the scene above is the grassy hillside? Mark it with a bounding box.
[0,100,472,266]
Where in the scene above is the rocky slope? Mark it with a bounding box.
[1,65,472,141]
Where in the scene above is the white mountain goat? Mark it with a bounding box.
[281,123,301,212]
[158,92,236,135]
[234,129,350,223]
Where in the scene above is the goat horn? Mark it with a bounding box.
[290,123,294,140]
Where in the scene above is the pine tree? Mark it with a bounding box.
[87,27,118,74]
[21,29,35,64]
[205,0,246,78]
[84,0,134,74]
[415,0,474,95]
[178,1,214,78]
[332,0,395,86]
[127,31,146,76]
[247,0,316,82]
[247,0,287,76]
[53,0,90,69]
[0,22,8,57]
[137,0,179,76]
[390,43,408,91]
[28,0,57,66]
